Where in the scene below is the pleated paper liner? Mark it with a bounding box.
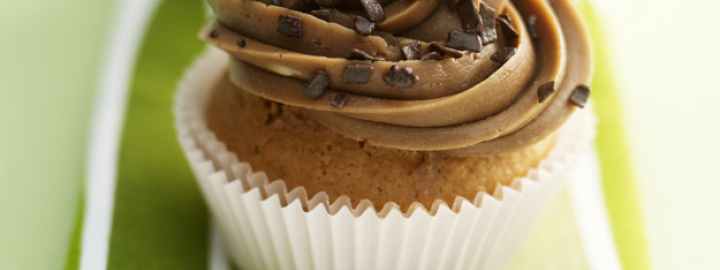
[175,49,597,270]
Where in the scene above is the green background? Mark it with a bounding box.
[2,0,718,269]
[0,1,113,269]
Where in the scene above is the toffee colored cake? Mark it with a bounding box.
[206,75,557,209]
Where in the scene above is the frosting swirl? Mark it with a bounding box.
[204,0,592,156]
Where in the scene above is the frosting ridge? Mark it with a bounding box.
[204,0,592,155]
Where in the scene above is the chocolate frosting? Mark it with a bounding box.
[204,0,592,156]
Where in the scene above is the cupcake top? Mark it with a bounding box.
[204,0,592,156]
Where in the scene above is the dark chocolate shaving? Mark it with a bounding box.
[305,70,330,99]
[236,39,247,48]
[342,63,374,84]
[354,16,376,36]
[383,65,419,88]
[349,48,384,61]
[457,0,480,32]
[208,30,219,39]
[360,0,385,22]
[447,30,483,52]
[428,43,464,58]
[277,15,304,39]
[401,42,421,60]
[330,93,349,108]
[537,81,555,103]
[570,85,591,108]
[478,3,498,44]
[497,15,519,47]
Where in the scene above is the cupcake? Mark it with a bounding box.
[176,0,594,269]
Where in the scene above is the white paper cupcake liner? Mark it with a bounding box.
[174,49,597,270]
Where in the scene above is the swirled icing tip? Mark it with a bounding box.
[203,0,593,156]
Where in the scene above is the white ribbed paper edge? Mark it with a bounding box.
[174,49,596,270]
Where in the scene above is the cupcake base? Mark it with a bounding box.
[175,49,596,270]
[206,68,560,210]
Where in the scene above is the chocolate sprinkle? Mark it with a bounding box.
[349,48,383,61]
[401,42,421,60]
[354,16,376,36]
[570,85,591,108]
[491,46,517,64]
[478,3,498,44]
[383,65,419,88]
[447,30,483,52]
[527,15,539,39]
[236,39,247,48]
[537,81,555,103]
[342,63,374,84]
[360,0,385,22]
[278,15,304,38]
[429,43,464,58]
[330,93,349,108]
[208,30,219,39]
[457,0,480,32]
[497,15,519,47]
[305,70,330,99]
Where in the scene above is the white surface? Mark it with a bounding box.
[593,0,720,269]
[79,1,160,270]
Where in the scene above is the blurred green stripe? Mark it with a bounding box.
[107,0,209,269]
[64,197,85,270]
[580,1,652,270]
[0,1,114,269]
